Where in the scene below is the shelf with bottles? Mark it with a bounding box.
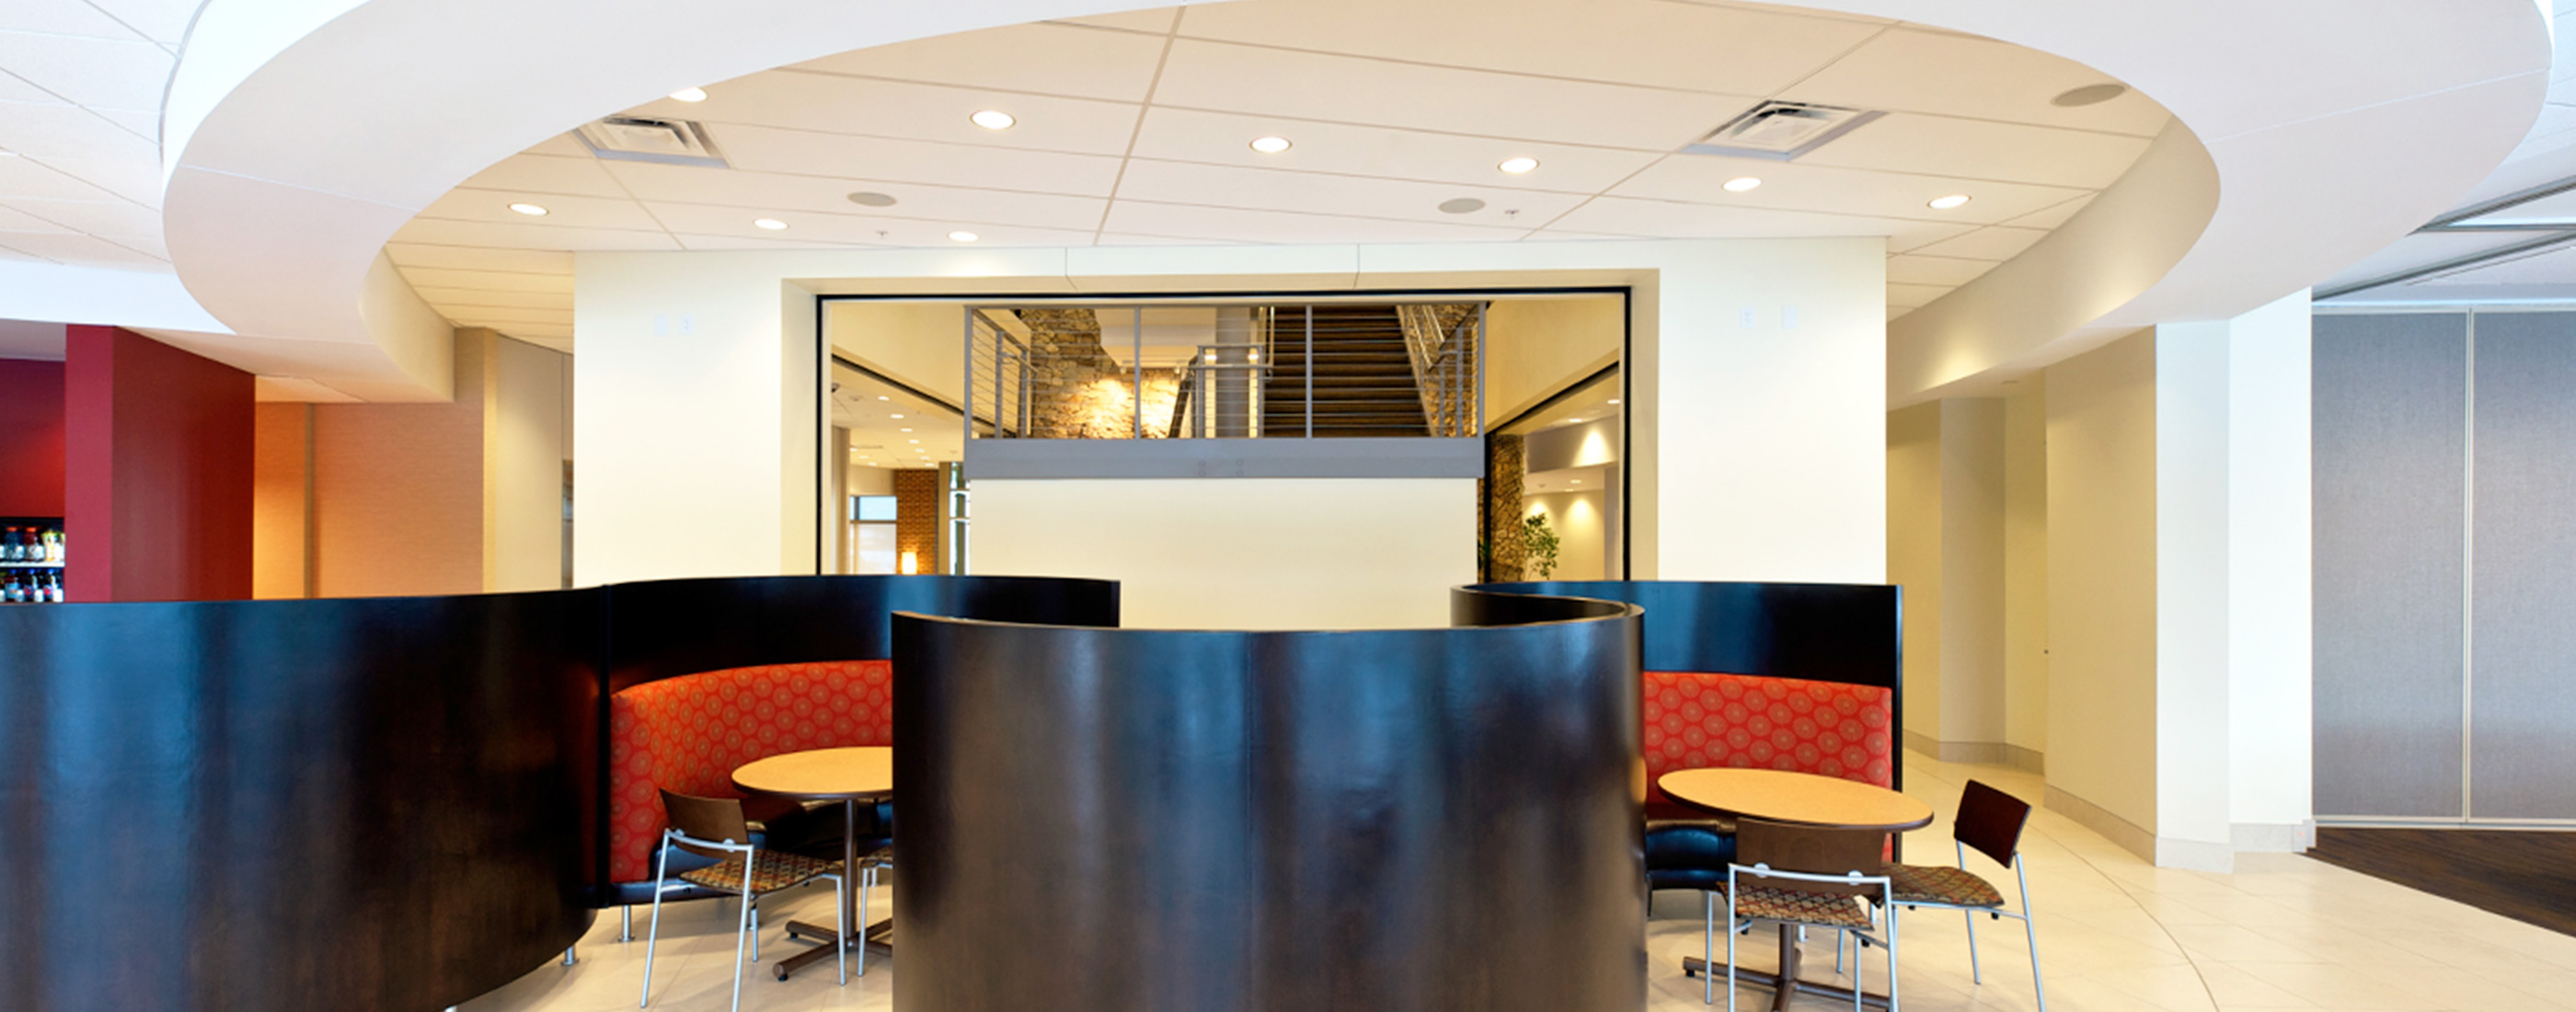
[0,518,66,603]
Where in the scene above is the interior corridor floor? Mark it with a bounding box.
[461,752,2576,1011]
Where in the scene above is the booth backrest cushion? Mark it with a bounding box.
[608,660,892,882]
[1642,671,1892,802]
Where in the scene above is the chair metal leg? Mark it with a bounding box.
[1722,892,1739,1012]
[1886,895,1902,1012]
[749,899,760,963]
[836,872,850,985]
[730,861,755,1012]
[620,904,633,943]
[2018,861,2046,1012]
[1702,890,1716,1006]
[856,866,872,978]
[640,849,672,1007]
[563,945,578,967]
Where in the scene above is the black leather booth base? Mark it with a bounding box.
[892,589,1645,1012]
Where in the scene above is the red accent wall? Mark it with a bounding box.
[0,359,64,517]
[64,326,255,602]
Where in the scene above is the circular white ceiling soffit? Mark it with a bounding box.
[161,0,2549,401]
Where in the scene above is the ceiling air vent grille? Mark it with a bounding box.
[574,116,729,168]
[1684,101,1881,162]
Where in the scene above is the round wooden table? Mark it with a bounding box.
[1661,767,1932,1011]
[733,746,893,980]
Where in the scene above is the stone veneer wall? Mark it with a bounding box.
[893,467,941,572]
[1483,434,1525,581]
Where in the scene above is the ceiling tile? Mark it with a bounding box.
[524,132,591,157]
[1542,195,1967,249]
[668,232,878,251]
[604,159,1109,231]
[647,201,1099,247]
[0,229,160,264]
[0,71,57,103]
[0,99,154,157]
[1885,282,1951,307]
[1885,254,1999,287]
[441,305,573,327]
[1111,159,1589,228]
[22,152,156,205]
[2002,194,2094,229]
[1151,39,1756,152]
[710,122,1125,196]
[418,188,666,232]
[0,237,51,262]
[1903,225,2048,260]
[397,266,572,293]
[1779,28,2172,138]
[0,30,169,109]
[1093,232,1231,247]
[1127,107,1659,194]
[634,70,1143,156]
[390,217,682,252]
[411,286,573,310]
[1611,153,2090,225]
[81,0,194,44]
[789,21,1168,102]
[0,152,120,201]
[1046,8,1179,33]
[459,154,633,200]
[6,195,153,235]
[1172,0,1880,97]
[384,243,573,274]
[1798,112,2152,189]
[2313,230,2527,292]
[0,1,144,40]
[1104,200,1529,245]
[0,203,75,232]
[471,320,572,339]
[1661,0,1894,26]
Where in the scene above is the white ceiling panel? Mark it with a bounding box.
[458,154,633,200]
[1172,0,1881,97]
[789,21,1168,102]
[1799,112,2153,189]
[0,229,161,265]
[28,152,159,205]
[0,73,57,103]
[411,287,572,310]
[391,217,683,251]
[1111,159,1590,226]
[0,99,155,158]
[1047,9,1179,33]
[0,1,144,39]
[633,71,1144,156]
[6,195,155,236]
[1886,253,1999,287]
[1105,200,1531,245]
[1544,195,1964,248]
[0,31,168,109]
[418,188,668,231]
[1610,153,2088,225]
[603,159,1110,230]
[83,0,198,44]
[2410,241,2576,285]
[645,201,1099,247]
[1903,224,2048,260]
[2002,194,2094,229]
[1092,232,1232,246]
[0,152,120,201]
[1127,107,1658,194]
[1152,39,1754,152]
[710,123,1125,196]
[443,305,573,327]
[103,228,163,258]
[1667,0,1893,26]
[0,205,72,232]
[385,243,574,274]
[668,232,873,251]
[1885,282,1951,307]
[397,267,572,293]
[1779,28,2170,138]
[0,239,52,263]
[2313,230,2530,292]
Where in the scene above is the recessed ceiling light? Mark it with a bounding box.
[754,218,788,230]
[876,396,890,401]
[508,202,548,216]
[1572,480,1583,485]
[1927,194,1972,210]
[1723,177,1763,193]
[1498,156,1539,175]
[847,191,898,207]
[900,427,914,432]
[890,414,903,419]
[1438,198,1486,214]
[909,439,921,443]
[971,109,1016,131]
[669,87,708,103]
[949,231,980,243]
[1250,135,1293,154]
[1606,398,1621,405]
[2052,84,2128,108]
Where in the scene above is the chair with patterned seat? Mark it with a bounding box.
[1884,779,2043,1012]
[1710,819,1898,1011]
[640,789,845,1012]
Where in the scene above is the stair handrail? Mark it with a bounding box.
[1396,305,1447,433]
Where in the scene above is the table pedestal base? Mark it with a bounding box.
[1681,925,1892,1010]
[772,917,891,980]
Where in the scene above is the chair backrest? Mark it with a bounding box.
[660,789,753,859]
[1734,818,1887,898]
[1954,779,2032,868]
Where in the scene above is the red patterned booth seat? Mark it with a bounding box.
[607,660,893,884]
[1640,671,1894,799]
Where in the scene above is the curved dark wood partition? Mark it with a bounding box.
[892,591,1645,1012]
[1470,581,1902,687]
[0,574,1119,1012]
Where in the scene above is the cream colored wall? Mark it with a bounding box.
[251,402,310,599]
[2224,292,2313,846]
[314,329,489,597]
[2003,376,2050,759]
[1524,489,1606,581]
[487,336,569,592]
[824,300,968,405]
[845,464,894,496]
[2044,329,2160,839]
[1885,402,1943,742]
[1939,397,2007,748]
[971,477,1475,629]
[1484,295,1621,424]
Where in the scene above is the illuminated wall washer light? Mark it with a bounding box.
[669,87,708,102]
[508,202,548,216]
[753,218,788,230]
[1250,136,1293,154]
[1498,156,1540,174]
[1722,177,1762,192]
[971,109,1016,131]
[1928,194,1972,210]
[949,231,980,243]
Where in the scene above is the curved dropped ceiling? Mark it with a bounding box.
[159,0,2549,401]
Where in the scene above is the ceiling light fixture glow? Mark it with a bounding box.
[1723,177,1763,192]
[508,202,548,216]
[949,231,980,243]
[1497,156,1539,175]
[971,109,1017,131]
[876,396,890,401]
[1606,398,1621,405]
[1249,135,1293,154]
[889,414,903,420]
[753,218,788,230]
[669,87,708,103]
[1927,194,1972,210]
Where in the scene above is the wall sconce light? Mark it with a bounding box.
[899,551,920,575]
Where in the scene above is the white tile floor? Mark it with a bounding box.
[464,752,2576,1011]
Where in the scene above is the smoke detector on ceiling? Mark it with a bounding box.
[1684,101,1881,162]
[574,116,730,168]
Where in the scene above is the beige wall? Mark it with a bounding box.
[488,335,569,591]
[1939,398,2007,748]
[824,300,968,405]
[1484,295,1621,424]
[2003,376,2049,759]
[2044,329,2160,839]
[251,402,311,599]
[971,477,1476,629]
[1524,489,1607,581]
[1885,402,1942,741]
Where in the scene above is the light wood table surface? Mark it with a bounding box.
[732,746,894,979]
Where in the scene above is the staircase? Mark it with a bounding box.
[1261,305,1431,437]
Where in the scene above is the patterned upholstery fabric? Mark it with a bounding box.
[609,660,894,882]
[673,848,843,894]
[1729,884,1876,930]
[1888,863,2007,908]
[1641,671,1893,803]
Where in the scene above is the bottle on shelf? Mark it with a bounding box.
[2,527,20,562]
[3,570,19,604]
[44,527,63,563]
[43,572,63,604]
